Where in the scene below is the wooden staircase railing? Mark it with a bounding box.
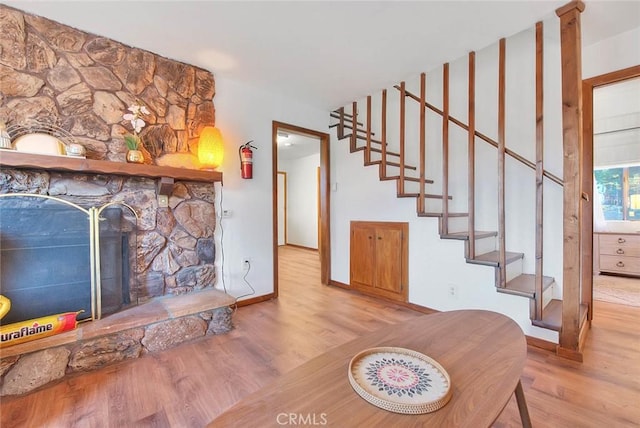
[329,21,575,332]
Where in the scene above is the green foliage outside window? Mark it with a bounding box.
[595,166,640,221]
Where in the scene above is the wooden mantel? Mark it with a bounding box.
[0,151,223,187]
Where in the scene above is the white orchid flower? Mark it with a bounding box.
[133,118,146,133]
[122,103,149,135]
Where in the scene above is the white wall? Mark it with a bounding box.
[583,27,640,79]
[279,154,320,249]
[213,77,328,301]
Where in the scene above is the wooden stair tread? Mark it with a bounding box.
[352,145,400,157]
[355,134,384,145]
[441,231,497,240]
[329,112,363,126]
[467,250,524,266]
[398,193,452,200]
[381,176,423,183]
[497,274,555,298]
[530,300,587,331]
[329,123,373,136]
[532,299,562,331]
[365,160,417,171]
[418,212,469,218]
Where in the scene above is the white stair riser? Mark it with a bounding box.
[505,258,523,282]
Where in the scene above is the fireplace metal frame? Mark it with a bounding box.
[0,193,139,321]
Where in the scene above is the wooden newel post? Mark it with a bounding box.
[556,0,586,361]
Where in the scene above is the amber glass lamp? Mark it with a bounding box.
[198,126,224,169]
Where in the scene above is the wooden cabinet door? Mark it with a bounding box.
[350,223,375,288]
[350,221,408,302]
[375,226,403,293]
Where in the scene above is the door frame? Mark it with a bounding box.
[272,121,330,297]
[277,171,288,246]
[582,64,640,319]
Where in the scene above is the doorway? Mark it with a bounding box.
[584,65,640,314]
[272,121,330,298]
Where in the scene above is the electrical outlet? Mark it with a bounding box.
[448,284,458,299]
[221,209,232,218]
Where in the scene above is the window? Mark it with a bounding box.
[595,165,640,221]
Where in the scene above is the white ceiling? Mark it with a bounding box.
[6,1,640,113]
[276,130,321,161]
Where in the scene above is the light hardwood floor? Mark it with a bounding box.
[1,246,639,427]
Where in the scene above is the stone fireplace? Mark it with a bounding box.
[0,5,234,396]
[0,168,233,396]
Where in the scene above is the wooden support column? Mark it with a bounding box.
[535,22,545,320]
[468,52,476,259]
[556,0,585,360]
[419,73,426,213]
[442,64,450,235]
[498,39,507,288]
[399,81,406,194]
[381,90,388,179]
[338,107,345,139]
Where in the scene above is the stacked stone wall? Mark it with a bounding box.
[0,4,216,162]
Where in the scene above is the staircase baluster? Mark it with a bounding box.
[419,73,426,214]
[351,102,357,153]
[498,39,507,288]
[442,64,450,235]
[468,52,476,259]
[399,81,406,194]
[366,96,372,165]
[535,22,544,319]
[381,89,388,179]
[338,107,345,140]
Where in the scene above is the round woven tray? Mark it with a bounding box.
[348,347,452,414]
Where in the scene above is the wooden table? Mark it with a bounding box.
[208,310,531,427]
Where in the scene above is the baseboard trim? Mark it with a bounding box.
[328,280,436,314]
[236,293,276,307]
[284,244,318,252]
[525,335,557,353]
[556,345,584,362]
[328,280,350,289]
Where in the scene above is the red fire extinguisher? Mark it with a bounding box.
[239,141,257,179]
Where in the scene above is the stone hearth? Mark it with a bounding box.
[0,288,235,396]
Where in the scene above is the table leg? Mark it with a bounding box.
[514,379,532,428]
